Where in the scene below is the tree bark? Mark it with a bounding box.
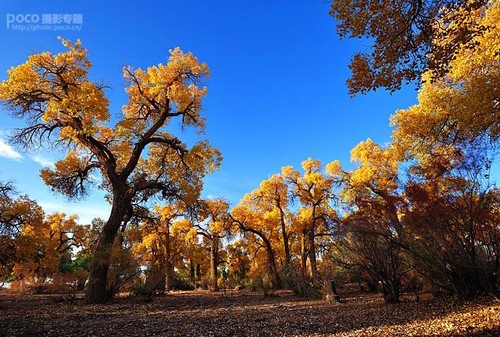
[234,220,282,289]
[196,263,201,285]
[85,191,129,304]
[324,279,342,303]
[264,241,282,289]
[150,265,166,293]
[301,231,308,279]
[210,237,219,291]
[189,258,195,284]
[164,222,175,291]
[279,212,291,269]
[165,262,175,291]
[277,197,291,268]
[84,216,121,303]
[308,228,318,283]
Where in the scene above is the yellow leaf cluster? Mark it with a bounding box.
[391,0,500,155]
[349,139,399,191]
[123,47,209,131]
[0,38,109,142]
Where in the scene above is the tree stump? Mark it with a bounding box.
[323,279,342,303]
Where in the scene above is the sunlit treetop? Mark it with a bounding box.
[330,0,490,94]
[331,139,402,206]
[0,37,221,204]
[282,157,341,207]
[391,0,499,157]
[349,139,399,190]
[0,38,108,141]
[196,198,231,236]
[122,46,209,131]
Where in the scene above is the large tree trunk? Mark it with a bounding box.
[276,198,291,269]
[308,228,318,283]
[196,263,201,285]
[165,261,175,291]
[264,242,282,289]
[300,231,308,279]
[323,279,342,303]
[381,280,401,304]
[239,225,282,289]
[279,210,291,269]
[164,223,175,291]
[189,258,195,284]
[256,233,282,289]
[85,224,120,303]
[209,237,219,291]
[148,264,166,293]
[85,195,128,304]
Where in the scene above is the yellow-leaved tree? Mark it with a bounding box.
[330,0,491,94]
[129,203,195,292]
[231,175,291,290]
[333,139,410,303]
[13,212,83,286]
[0,191,44,282]
[0,38,221,303]
[282,158,339,285]
[386,1,500,298]
[194,198,231,291]
[391,0,499,154]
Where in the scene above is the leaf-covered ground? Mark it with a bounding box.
[0,290,499,336]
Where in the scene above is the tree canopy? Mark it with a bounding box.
[0,39,221,303]
[330,0,491,94]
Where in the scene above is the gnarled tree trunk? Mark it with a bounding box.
[85,192,130,304]
[209,237,219,291]
[84,222,120,302]
[308,228,318,284]
[264,241,282,289]
[164,222,175,291]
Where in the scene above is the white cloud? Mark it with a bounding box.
[39,201,110,225]
[0,139,23,161]
[30,155,55,168]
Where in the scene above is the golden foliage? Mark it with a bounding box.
[391,1,500,156]
[330,0,491,94]
[13,211,83,282]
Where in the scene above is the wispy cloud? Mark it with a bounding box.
[39,201,110,225]
[30,155,55,168]
[0,139,23,161]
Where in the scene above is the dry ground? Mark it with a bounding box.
[0,289,499,336]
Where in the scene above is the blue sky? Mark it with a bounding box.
[0,0,421,224]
